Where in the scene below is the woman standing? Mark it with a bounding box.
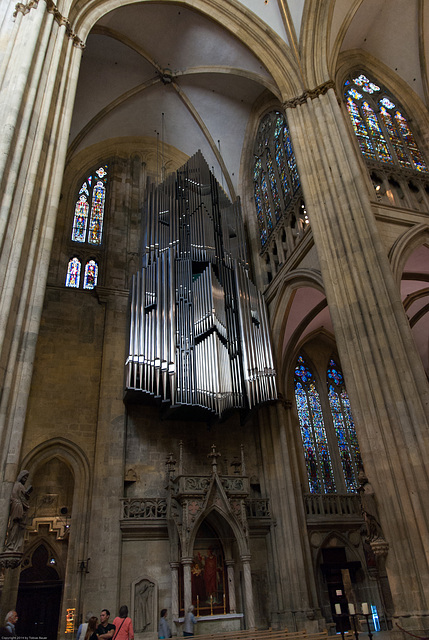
[84,617,99,640]
[158,609,172,639]
[183,605,197,637]
[112,606,134,640]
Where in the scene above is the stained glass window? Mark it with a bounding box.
[72,165,108,244]
[294,356,336,493]
[295,354,361,494]
[253,111,302,247]
[83,260,98,290]
[327,358,362,492]
[65,257,81,288]
[67,164,107,289]
[344,72,428,172]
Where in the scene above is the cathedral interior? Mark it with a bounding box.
[0,0,428,638]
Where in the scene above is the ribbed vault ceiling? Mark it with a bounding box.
[67,0,429,377]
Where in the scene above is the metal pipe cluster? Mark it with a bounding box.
[125,151,277,418]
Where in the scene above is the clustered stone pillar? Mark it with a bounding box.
[182,557,193,614]
[286,86,429,630]
[170,562,180,621]
[0,0,84,551]
[226,560,236,613]
[241,555,255,629]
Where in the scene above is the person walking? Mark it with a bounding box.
[158,609,171,639]
[183,605,197,637]
[112,606,134,640]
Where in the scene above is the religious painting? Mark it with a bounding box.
[191,522,227,615]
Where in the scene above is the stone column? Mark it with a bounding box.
[170,562,180,621]
[0,1,84,551]
[182,557,193,614]
[83,294,128,614]
[257,402,320,629]
[226,561,236,613]
[241,555,255,629]
[286,86,429,630]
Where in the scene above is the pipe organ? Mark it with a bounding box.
[125,151,276,419]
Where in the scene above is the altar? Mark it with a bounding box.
[175,613,244,635]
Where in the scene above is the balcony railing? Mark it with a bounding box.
[304,493,362,519]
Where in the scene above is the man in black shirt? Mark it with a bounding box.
[97,609,115,640]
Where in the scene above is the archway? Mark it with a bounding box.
[16,543,63,639]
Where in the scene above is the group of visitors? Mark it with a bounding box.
[159,605,197,639]
[77,606,134,640]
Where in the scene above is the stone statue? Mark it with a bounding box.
[135,579,155,632]
[4,470,32,553]
[358,468,384,543]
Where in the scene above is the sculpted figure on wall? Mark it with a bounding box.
[358,468,384,543]
[135,579,155,632]
[4,470,33,553]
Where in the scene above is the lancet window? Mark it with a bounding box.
[344,72,429,209]
[253,111,302,247]
[66,164,107,289]
[66,258,98,290]
[294,355,361,494]
[344,73,427,172]
[253,111,306,283]
[72,165,108,244]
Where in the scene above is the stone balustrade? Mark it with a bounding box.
[303,493,362,519]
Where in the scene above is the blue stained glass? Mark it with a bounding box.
[266,149,282,222]
[346,97,376,159]
[353,74,380,93]
[88,181,105,245]
[327,359,362,492]
[253,111,302,249]
[295,356,312,382]
[348,88,362,100]
[345,72,428,174]
[260,173,273,230]
[72,196,89,242]
[83,259,98,290]
[380,106,411,168]
[327,358,343,386]
[362,101,393,163]
[72,166,108,245]
[329,384,356,492]
[295,357,336,493]
[380,97,395,109]
[65,257,81,288]
[254,180,267,245]
[394,110,428,172]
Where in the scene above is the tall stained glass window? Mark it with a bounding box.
[67,164,107,290]
[253,111,301,247]
[72,165,108,244]
[294,354,361,494]
[327,358,362,492]
[294,356,336,493]
[344,73,428,172]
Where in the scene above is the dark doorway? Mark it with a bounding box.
[320,547,361,633]
[16,544,63,639]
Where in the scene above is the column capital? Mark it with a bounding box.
[170,562,180,569]
[240,554,251,563]
[283,80,335,110]
[181,557,193,565]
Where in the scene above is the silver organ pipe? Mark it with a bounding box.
[125,151,276,419]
